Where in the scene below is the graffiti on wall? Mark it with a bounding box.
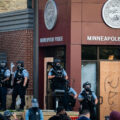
[104,72,120,111]
[100,61,120,120]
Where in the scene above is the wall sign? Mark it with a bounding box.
[102,0,120,28]
[44,0,58,30]
[40,36,63,43]
[87,35,120,41]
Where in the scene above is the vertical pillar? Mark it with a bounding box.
[70,45,81,110]
[33,0,39,99]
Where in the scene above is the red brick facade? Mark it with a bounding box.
[0,29,33,95]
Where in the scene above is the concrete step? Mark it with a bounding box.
[0,110,79,120]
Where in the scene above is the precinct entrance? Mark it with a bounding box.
[81,46,120,120]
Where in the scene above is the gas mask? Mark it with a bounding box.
[85,84,91,92]
[85,87,91,92]
[55,63,61,69]
[17,64,23,71]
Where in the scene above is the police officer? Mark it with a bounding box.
[25,98,43,120]
[63,82,77,111]
[66,87,77,111]
[48,58,68,91]
[78,82,98,120]
[10,61,29,110]
[0,60,10,111]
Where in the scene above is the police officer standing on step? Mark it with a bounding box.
[48,58,68,91]
[78,82,98,120]
[0,60,10,111]
[48,58,70,110]
[10,61,29,110]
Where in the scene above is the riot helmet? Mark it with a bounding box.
[16,61,24,70]
[4,110,12,117]
[31,98,39,108]
[53,58,61,69]
[83,82,91,91]
[0,60,7,69]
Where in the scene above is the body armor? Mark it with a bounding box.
[0,68,7,87]
[81,90,95,110]
[14,69,24,86]
[51,68,67,91]
[81,90,96,120]
[28,108,40,120]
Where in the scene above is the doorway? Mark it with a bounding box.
[82,45,120,120]
[42,46,66,109]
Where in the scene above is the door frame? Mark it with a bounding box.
[44,57,53,109]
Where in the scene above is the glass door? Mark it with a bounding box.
[81,62,97,92]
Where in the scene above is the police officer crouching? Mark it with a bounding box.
[63,85,77,111]
[0,60,10,111]
[78,82,98,120]
[10,61,29,111]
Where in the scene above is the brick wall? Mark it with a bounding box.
[0,29,33,95]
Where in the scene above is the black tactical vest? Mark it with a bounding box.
[0,68,7,87]
[81,90,95,111]
[28,108,40,120]
[0,68,5,80]
[51,68,67,91]
[14,69,24,85]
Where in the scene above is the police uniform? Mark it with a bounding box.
[78,90,97,120]
[0,67,10,110]
[48,68,67,90]
[10,68,29,110]
[25,108,43,120]
[48,68,67,78]
[25,98,44,120]
[63,87,77,111]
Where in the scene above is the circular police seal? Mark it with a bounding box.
[44,0,57,30]
[102,0,120,28]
